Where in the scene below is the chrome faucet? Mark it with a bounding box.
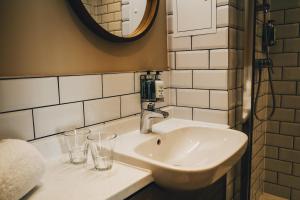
[140,103,169,134]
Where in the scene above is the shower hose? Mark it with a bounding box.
[254,60,276,121]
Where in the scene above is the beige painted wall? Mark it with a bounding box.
[0,0,167,77]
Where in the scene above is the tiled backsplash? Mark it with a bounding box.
[167,1,239,128]
[0,72,170,141]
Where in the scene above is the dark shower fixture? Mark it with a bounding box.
[256,1,270,13]
[262,20,276,52]
[254,0,276,121]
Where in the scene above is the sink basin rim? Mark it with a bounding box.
[132,126,248,172]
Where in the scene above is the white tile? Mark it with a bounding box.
[103,73,134,97]
[230,28,243,49]
[34,103,84,138]
[0,78,59,112]
[217,0,229,6]
[229,6,239,28]
[122,1,130,5]
[167,15,174,33]
[228,109,235,128]
[160,71,170,88]
[0,110,34,140]
[171,70,193,88]
[237,50,243,68]
[235,106,242,124]
[217,6,229,27]
[168,34,191,51]
[192,27,228,50]
[121,94,141,117]
[173,107,193,120]
[176,51,209,69]
[229,28,237,49]
[170,89,176,105]
[228,70,236,89]
[84,97,120,126]
[166,0,173,14]
[121,4,130,20]
[177,89,209,108]
[168,52,175,69]
[210,90,229,110]
[228,89,237,109]
[229,49,238,69]
[210,49,229,69]
[59,75,102,103]
[237,69,243,88]
[193,108,228,124]
[193,70,228,90]
[122,21,130,35]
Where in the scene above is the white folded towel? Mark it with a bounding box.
[0,139,45,200]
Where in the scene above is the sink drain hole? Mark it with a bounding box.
[156,139,161,145]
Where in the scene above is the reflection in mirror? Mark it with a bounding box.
[81,0,147,37]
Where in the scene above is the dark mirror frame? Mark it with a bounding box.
[69,0,160,42]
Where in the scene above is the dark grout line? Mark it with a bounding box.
[31,109,36,139]
[82,102,86,127]
[0,91,145,115]
[57,77,61,104]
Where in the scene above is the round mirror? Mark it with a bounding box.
[69,0,159,42]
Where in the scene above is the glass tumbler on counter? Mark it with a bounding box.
[87,131,117,171]
[63,128,91,164]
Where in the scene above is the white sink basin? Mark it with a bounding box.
[114,119,248,190]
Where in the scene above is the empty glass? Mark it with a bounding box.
[87,131,117,171]
[63,128,90,164]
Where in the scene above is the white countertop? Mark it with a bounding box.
[24,158,152,200]
[26,115,153,200]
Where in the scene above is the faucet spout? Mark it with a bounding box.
[153,109,169,118]
[140,104,169,134]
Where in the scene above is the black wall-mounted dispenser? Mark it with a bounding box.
[140,71,164,102]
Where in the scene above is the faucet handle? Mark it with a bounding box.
[147,103,155,111]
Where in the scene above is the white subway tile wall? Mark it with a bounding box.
[177,89,209,108]
[0,78,59,112]
[172,106,193,120]
[0,110,34,140]
[84,96,120,126]
[193,70,228,90]
[59,75,102,103]
[192,27,229,50]
[0,72,170,140]
[103,73,134,97]
[210,90,229,110]
[33,103,84,138]
[121,94,141,117]
[193,108,228,124]
[176,51,209,69]
[166,2,241,130]
[170,70,193,88]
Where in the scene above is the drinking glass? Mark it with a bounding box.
[87,131,117,171]
[63,128,90,164]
